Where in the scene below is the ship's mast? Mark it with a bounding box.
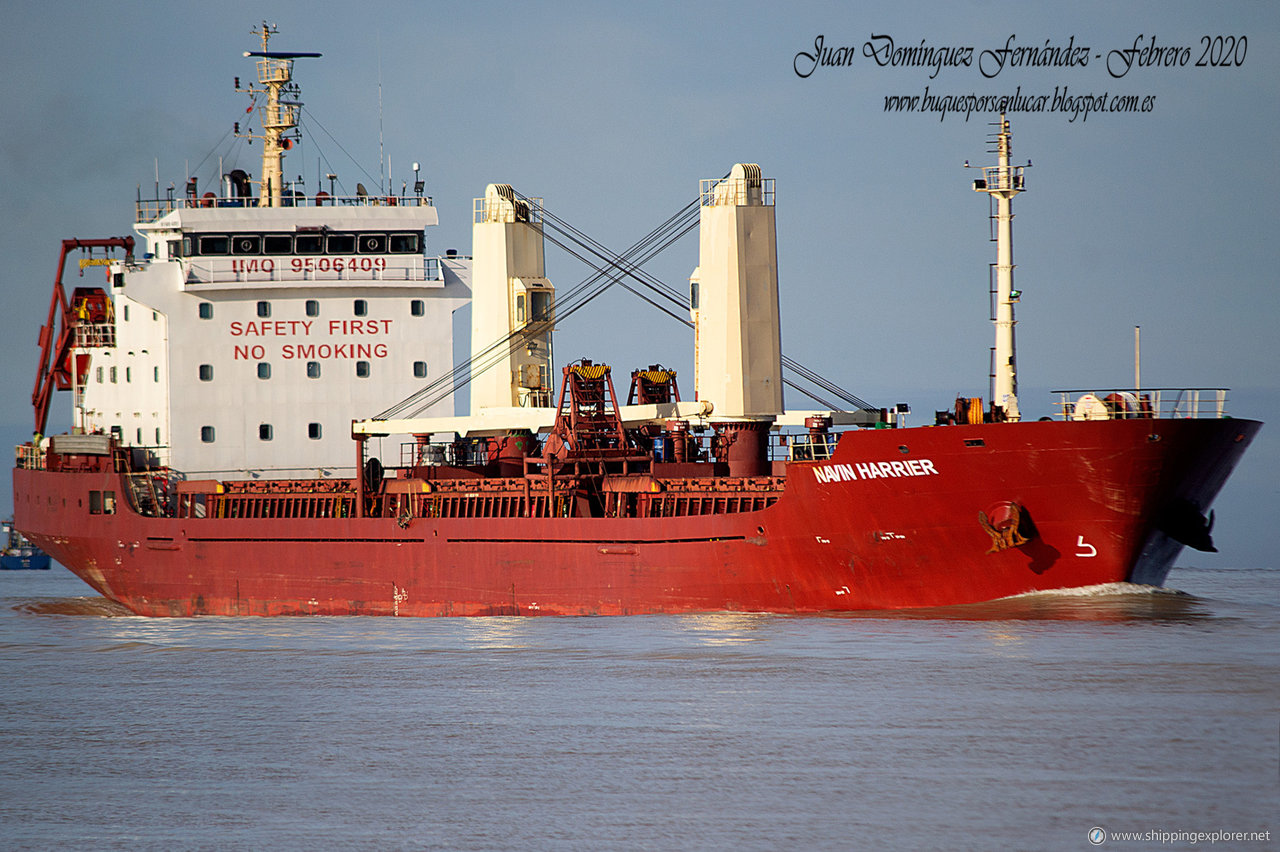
[238,23,320,207]
[972,114,1025,422]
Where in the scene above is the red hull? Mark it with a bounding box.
[12,417,1258,616]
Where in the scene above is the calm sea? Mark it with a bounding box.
[1,565,1275,851]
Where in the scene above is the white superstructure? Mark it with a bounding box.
[70,25,471,478]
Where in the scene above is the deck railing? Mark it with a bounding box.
[1051,388,1231,421]
[136,193,433,223]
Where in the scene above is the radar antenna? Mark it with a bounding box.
[236,23,322,207]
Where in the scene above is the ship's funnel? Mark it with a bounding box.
[690,164,783,420]
[469,184,556,413]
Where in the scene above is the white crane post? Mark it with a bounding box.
[469,184,555,414]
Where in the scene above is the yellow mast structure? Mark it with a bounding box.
[237,23,320,207]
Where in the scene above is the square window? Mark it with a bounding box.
[263,234,293,254]
[306,361,321,379]
[413,361,428,379]
[201,426,216,443]
[389,233,420,253]
[354,299,368,317]
[257,363,271,379]
[356,361,371,378]
[199,235,229,255]
[308,423,322,440]
[259,424,273,441]
[327,234,356,254]
[306,300,320,317]
[410,299,424,316]
[257,301,271,318]
[199,364,213,381]
[198,302,213,320]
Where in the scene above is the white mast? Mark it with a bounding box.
[972,114,1025,422]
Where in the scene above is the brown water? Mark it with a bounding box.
[1,565,1276,850]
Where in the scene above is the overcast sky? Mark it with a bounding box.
[2,1,1276,564]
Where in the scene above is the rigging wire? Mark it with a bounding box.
[300,107,383,192]
[375,182,876,420]
[376,196,703,419]
[525,190,877,412]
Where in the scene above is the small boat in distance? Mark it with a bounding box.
[2,520,51,571]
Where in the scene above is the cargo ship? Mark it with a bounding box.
[11,26,1259,616]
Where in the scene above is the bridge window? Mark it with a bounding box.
[410,299,424,316]
[356,361,371,378]
[233,235,262,254]
[389,233,420,253]
[326,233,356,254]
[295,234,323,254]
[358,234,387,254]
[198,302,213,320]
[199,364,213,381]
[198,235,229,255]
[263,234,293,254]
[306,299,320,317]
